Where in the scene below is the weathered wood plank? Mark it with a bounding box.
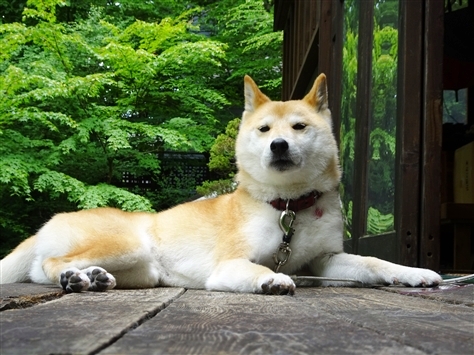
[298,288,474,355]
[1,283,63,311]
[380,284,474,307]
[0,283,59,298]
[2,286,472,355]
[101,289,428,355]
[0,287,185,355]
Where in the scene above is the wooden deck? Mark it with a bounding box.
[1,283,473,354]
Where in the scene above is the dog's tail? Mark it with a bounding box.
[0,236,36,284]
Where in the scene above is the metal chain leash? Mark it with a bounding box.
[273,201,296,272]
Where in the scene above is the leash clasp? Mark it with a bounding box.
[274,201,296,272]
[279,209,296,236]
[273,242,292,272]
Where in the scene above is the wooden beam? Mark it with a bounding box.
[395,0,424,267]
[329,0,344,145]
[287,2,320,100]
[351,0,374,253]
[273,0,293,31]
[420,0,444,271]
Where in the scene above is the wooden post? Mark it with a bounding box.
[420,0,444,271]
[395,0,424,267]
[351,0,374,253]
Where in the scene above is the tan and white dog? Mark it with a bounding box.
[0,74,442,295]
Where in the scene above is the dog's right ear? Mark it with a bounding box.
[244,75,271,113]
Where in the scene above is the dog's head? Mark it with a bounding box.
[235,74,341,198]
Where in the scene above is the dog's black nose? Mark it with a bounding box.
[270,138,289,154]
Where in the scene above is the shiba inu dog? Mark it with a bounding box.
[0,74,442,295]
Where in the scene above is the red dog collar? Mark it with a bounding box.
[269,191,322,212]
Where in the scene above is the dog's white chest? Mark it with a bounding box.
[243,199,342,273]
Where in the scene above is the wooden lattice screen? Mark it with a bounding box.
[121,152,212,191]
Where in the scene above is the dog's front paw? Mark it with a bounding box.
[60,267,91,293]
[391,268,442,287]
[83,266,116,291]
[260,273,296,295]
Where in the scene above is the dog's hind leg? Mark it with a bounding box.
[38,243,158,292]
[41,256,117,293]
[33,224,149,292]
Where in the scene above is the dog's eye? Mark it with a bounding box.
[293,123,306,130]
[258,125,270,133]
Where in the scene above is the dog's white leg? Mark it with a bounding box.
[313,253,442,287]
[40,256,117,293]
[205,258,295,295]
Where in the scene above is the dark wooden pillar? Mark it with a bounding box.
[395,0,424,267]
[319,0,343,144]
[351,0,374,253]
[420,0,444,270]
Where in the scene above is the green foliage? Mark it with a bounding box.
[196,179,236,197]
[208,118,240,174]
[196,118,240,196]
[367,207,394,235]
[340,0,398,237]
[198,0,282,104]
[339,0,359,237]
[0,0,282,256]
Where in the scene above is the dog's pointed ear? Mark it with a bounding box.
[244,75,271,113]
[303,73,328,113]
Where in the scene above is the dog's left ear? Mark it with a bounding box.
[303,73,329,113]
[244,75,271,113]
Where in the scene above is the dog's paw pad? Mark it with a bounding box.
[260,274,295,296]
[83,266,116,291]
[60,268,90,293]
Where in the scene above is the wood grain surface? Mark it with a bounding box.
[1,287,185,355]
[0,283,64,311]
[102,287,473,355]
[1,284,472,355]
